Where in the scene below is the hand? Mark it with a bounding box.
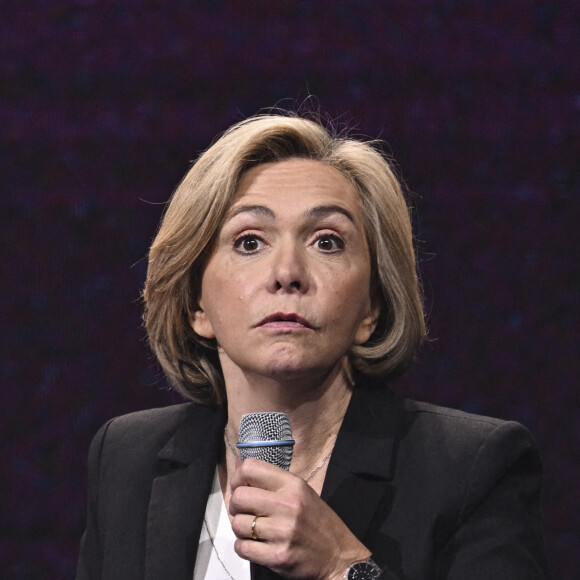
[229,458,371,579]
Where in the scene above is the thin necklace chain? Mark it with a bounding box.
[203,515,238,580]
[224,427,239,458]
[224,426,334,483]
[304,448,333,482]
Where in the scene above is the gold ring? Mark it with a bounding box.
[251,515,260,541]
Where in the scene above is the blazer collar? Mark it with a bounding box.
[144,403,226,580]
[322,381,401,550]
[155,403,226,465]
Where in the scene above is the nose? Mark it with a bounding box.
[267,239,310,294]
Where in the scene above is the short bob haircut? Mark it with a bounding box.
[143,113,425,405]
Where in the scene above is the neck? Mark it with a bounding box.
[222,357,354,485]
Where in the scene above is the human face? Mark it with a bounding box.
[192,159,378,383]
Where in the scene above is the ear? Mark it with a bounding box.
[353,300,380,345]
[191,303,216,339]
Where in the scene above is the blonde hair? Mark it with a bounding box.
[143,113,425,404]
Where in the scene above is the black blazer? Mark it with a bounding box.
[76,381,550,579]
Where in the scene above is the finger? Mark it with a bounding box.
[229,484,277,517]
[231,513,269,541]
[229,474,311,519]
[234,537,272,565]
[230,458,299,492]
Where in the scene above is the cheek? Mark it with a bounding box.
[202,274,254,330]
[338,273,375,334]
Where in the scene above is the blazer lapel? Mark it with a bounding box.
[321,383,401,563]
[144,403,226,580]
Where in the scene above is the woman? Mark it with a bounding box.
[77,113,549,579]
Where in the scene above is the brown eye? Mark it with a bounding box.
[234,235,264,254]
[242,238,259,252]
[316,235,343,252]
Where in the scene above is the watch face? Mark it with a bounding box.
[348,560,382,579]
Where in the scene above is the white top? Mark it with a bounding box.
[193,467,251,580]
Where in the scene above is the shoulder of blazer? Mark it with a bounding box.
[101,402,203,440]
[334,377,541,510]
[91,402,227,479]
[348,377,535,452]
[398,396,539,464]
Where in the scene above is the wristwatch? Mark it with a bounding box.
[344,557,383,579]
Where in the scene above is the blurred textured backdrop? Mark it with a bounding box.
[1,1,578,578]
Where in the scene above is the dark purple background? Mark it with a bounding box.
[1,2,578,578]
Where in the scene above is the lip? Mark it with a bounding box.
[256,312,314,330]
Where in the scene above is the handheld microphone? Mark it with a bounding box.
[237,412,295,470]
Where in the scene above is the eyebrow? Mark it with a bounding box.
[304,204,356,224]
[226,204,275,220]
[226,204,356,224]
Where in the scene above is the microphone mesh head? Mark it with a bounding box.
[238,412,293,470]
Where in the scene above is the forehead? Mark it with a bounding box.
[232,159,360,211]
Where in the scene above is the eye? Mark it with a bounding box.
[314,234,344,252]
[233,234,265,254]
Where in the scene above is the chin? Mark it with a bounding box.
[257,356,343,383]
[257,360,311,378]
